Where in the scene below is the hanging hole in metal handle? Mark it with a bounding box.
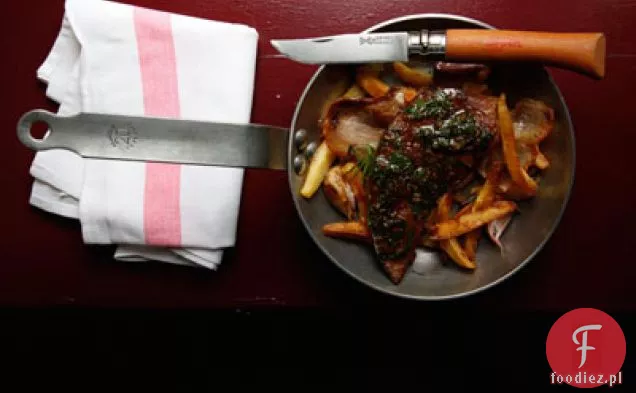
[30,121,49,140]
[16,109,56,151]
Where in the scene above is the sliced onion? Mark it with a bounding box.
[322,89,413,157]
[516,141,550,171]
[480,98,553,178]
[512,99,555,144]
[322,98,384,157]
[517,141,536,171]
[487,214,512,252]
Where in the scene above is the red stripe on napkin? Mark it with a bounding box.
[133,7,182,246]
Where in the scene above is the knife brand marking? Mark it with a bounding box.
[108,124,138,149]
[359,35,394,45]
[483,39,523,50]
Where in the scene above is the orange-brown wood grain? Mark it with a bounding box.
[446,30,606,79]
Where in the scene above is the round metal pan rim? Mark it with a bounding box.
[288,13,576,300]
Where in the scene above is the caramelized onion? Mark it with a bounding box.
[322,99,384,157]
[322,89,414,157]
[512,99,555,144]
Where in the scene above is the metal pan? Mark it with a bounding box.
[17,14,575,300]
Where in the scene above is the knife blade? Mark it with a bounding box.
[271,29,606,79]
[270,32,414,64]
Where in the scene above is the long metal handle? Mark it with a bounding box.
[17,110,289,170]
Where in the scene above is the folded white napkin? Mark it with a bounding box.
[29,0,259,269]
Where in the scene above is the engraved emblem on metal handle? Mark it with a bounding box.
[108,124,138,149]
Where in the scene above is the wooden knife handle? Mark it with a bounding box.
[445,30,606,79]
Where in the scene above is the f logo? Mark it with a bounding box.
[546,308,625,388]
[572,324,602,368]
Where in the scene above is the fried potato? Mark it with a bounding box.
[498,94,538,197]
[356,65,390,98]
[322,221,370,241]
[392,62,433,87]
[497,176,532,200]
[463,233,480,261]
[455,202,474,218]
[435,193,476,270]
[463,161,503,259]
[441,237,476,270]
[532,145,550,170]
[430,201,517,240]
[342,163,368,224]
[323,165,357,219]
[342,84,366,99]
[474,161,502,209]
[300,141,336,198]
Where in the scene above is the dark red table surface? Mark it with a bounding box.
[3,0,635,311]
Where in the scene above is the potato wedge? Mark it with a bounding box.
[474,161,502,210]
[356,66,389,98]
[392,62,433,87]
[463,233,480,261]
[323,165,357,220]
[436,194,452,221]
[498,94,538,197]
[322,221,370,241]
[497,176,532,200]
[300,141,336,198]
[455,202,474,218]
[430,201,517,240]
[463,161,502,259]
[435,193,476,270]
[440,237,476,270]
[342,84,366,99]
[342,163,368,224]
[532,145,550,170]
